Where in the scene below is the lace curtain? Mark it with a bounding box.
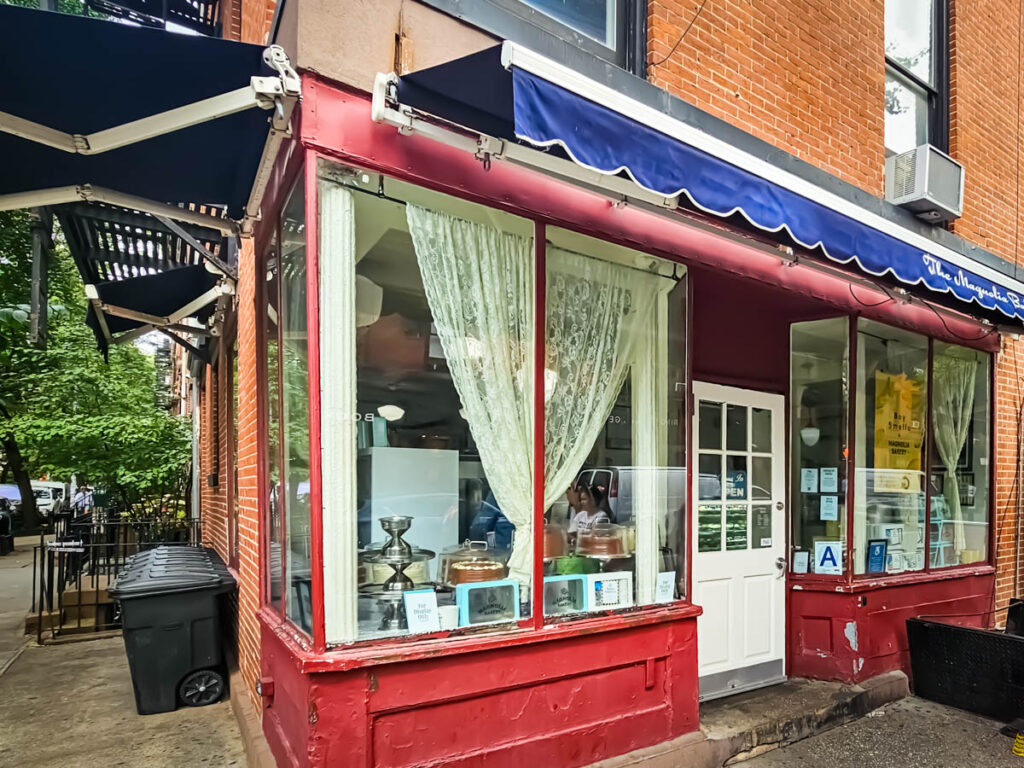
[544,247,668,604]
[407,206,669,591]
[406,205,536,585]
[932,352,977,556]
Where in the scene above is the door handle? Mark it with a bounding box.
[775,557,787,576]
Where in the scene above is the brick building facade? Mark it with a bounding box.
[189,2,1024,765]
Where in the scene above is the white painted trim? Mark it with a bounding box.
[0,185,239,235]
[499,41,1024,296]
[318,178,359,644]
[0,86,261,156]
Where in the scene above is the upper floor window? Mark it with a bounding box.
[426,0,645,75]
[884,0,948,155]
[522,0,619,49]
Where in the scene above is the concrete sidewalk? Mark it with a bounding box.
[0,540,247,768]
[743,696,1019,767]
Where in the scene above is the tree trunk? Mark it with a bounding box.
[1,433,39,532]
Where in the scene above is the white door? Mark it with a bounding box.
[692,382,787,700]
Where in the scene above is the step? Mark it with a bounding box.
[588,671,909,768]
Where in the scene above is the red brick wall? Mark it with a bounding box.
[234,236,264,716]
[240,0,275,44]
[197,245,263,719]
[647,0,886,196]
[649,0,1024,621]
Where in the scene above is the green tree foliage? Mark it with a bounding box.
[0,209,192,524]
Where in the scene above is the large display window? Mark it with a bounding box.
[790,318,850,572]
[314,165,689,645]
[789,316,992,579]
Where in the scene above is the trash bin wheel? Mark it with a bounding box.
[178,669,224,707]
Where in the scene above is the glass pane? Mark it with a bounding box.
[523,0,616,48]
[346,174,534,640]
[699,505,723,552]
[725,505,748,550]
[544,226,688,611]
[280,178,312,635]
[929,343,990,569]
[699,401,723,450]
[752,456,772,500]
[752,505,773,549]
[726,455,748,501]
[699,453,722,500]
[264,238,283,612]
[885,0,934,84]
[752,408,772,452]
[790,317,849,570]
[854,319,928,575]
[885,70,929,155]
[726,404,748,451]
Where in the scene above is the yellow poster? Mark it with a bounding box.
[873,371,925,493]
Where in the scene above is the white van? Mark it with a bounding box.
[31,481,67,516]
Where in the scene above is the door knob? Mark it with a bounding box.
[775,557,787,571]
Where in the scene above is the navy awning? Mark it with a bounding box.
[392,43,1024,324]
[0,4,283,220]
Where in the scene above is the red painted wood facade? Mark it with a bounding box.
[233,77,1001,767]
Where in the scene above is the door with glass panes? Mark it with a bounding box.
[692,382,786,700]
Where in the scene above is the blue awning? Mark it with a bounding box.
[0,4,282,220]
[393,43,1024,323]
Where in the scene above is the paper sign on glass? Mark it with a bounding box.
[800,468,819,493]
[655,572,676,603]
[403,589,441,634]
[820,495,838,521]
[820,467,839,493]
[792,551,809,574]
[814,541,843,575]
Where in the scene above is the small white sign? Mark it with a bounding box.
[792,551,809,574]
[820,495,838,521]
[403,589,441,634]
[760,537,773,547]
[814,541,843,575]
[655,571,676,603]
[820,467,839,493]
[800,468,819,494]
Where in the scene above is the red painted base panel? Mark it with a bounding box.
[787,572,995,684]
[261,618,699,768]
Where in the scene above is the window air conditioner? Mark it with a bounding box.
[885,144,964,223]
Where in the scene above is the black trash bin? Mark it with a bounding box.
[110,545,235,715]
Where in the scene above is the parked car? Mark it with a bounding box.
[550,466,687,527]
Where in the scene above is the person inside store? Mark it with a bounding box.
[567,480,611,548]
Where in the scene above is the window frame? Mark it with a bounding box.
[317,164,692,648]
[884,0,949,154]
[788,313,994,584]
[420,0,647,76]
[223,317,240,571]
[258,169,316,637]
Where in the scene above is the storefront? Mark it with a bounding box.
[253,43,1013,768]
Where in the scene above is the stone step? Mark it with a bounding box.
[589,671,910,768]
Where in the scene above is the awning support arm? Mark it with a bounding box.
[0,185,239,235]
[370,73,679,211]
[85,281,231,329]
[0,45,298,157]
[153,213,237,281]
[241,46,302,235]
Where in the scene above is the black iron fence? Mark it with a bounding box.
[31,514,202,643]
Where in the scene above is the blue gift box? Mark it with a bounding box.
[455,579,521,626]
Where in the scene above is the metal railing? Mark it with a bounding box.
[31,513,201,643]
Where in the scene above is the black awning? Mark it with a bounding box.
[0,4,296,222]
[0,5,300,353]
